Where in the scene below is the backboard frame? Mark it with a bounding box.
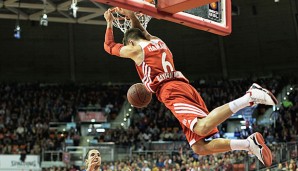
[94,0,231,36]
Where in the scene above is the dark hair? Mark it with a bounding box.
[84,149,100,160]
[123,28,147,45]
[84,149,91,160]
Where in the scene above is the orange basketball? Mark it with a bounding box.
[127,83,152,108]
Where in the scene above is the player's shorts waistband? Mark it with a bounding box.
[156,79,189,97]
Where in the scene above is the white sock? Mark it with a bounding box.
[230,139,250,151]
[228,93,250,113]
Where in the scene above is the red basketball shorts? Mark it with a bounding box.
[156,80,219,146]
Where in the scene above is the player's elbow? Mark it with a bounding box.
[104,43,123,57]
[104,43,111,54]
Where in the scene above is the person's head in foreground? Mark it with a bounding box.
[85,149,101,171]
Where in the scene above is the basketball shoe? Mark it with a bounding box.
[247,83,278,106]
[247,132,272,167]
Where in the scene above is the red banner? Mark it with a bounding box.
[78,111,107,122]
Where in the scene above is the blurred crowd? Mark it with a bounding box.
[0,76,297,171]
[0,82,128,154]
[42,145,297,171]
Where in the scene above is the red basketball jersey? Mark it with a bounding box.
[135,39,188,93]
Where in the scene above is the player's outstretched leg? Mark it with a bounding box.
[191,133,273,167]
[193,83,278,137]
[247,132,272,167]
[191,83,276,167]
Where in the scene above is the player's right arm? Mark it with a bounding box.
[103,9,142,62]
[103,9,124,57]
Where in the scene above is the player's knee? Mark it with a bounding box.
[192,144,209,156]
[194,120,213,137]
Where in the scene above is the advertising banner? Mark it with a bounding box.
[0,155,40,170]
[78,111,107,122]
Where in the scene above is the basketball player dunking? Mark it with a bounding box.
[103,8,277,167]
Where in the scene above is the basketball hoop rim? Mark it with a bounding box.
[110,7,151,20]
[110,6,153,33]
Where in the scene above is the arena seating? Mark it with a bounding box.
[0,76,297,171]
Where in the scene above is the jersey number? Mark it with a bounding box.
[162,52,174,72]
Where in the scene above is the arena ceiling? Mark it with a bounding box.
[0,0,109,25]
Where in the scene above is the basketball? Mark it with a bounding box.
[127,83,152,108]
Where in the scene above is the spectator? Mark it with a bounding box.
[84,149,101,171]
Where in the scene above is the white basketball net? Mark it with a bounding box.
[111,0,154,33]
